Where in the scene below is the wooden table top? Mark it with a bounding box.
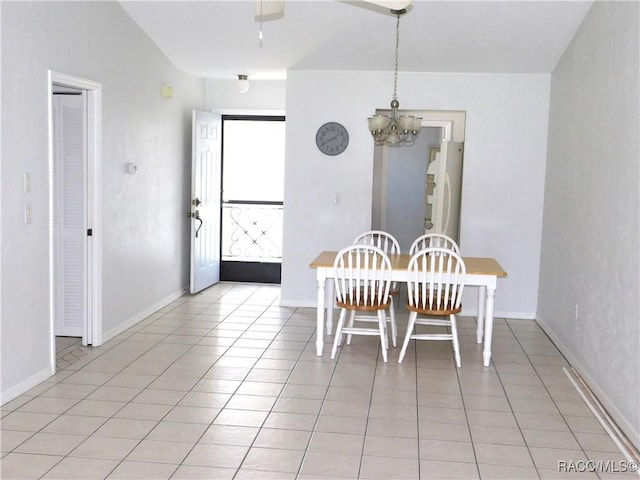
[310,251,507,277]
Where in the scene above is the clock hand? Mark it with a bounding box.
[322,133,340,146]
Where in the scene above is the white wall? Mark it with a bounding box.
[282,70,550,320]
[538,1,639,448]
[205,78,286,112]
[1,2,204,402]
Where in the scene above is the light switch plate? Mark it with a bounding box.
[24,204,32,224]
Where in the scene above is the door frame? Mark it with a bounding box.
[219,114,285,283]
[375,117,453,232]
[47,71,102,369]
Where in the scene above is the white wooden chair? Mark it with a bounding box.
[409,233,460,255]
[331,244,393,363]
[398,247,466,367]
[352,230,401,347]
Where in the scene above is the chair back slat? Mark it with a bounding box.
[407,247,466,312]
[353,230,400,292]
[409,233,460,255]
[353,230,400,255]
[333,244,391,308]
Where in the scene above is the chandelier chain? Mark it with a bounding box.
[367,8,421,146]
[393,11,400,101]
[259,0,264,47]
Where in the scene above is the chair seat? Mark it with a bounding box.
[406,301,461,316]
[337,298,391,311]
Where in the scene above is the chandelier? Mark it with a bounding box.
[368,9,422,146]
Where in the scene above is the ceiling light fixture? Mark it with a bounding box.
[368,9,422,146]
[237,75,250,94]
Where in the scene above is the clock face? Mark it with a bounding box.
[316,122,349,156]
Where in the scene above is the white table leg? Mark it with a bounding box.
[482,288,495,366]
[326,280,334,336]
[476,285,486,344]
[316,277,326,356]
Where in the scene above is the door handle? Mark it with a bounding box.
[187,210,203,238]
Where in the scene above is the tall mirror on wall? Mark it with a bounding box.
[371,111,466,252]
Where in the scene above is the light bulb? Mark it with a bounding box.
[237,75,250,94]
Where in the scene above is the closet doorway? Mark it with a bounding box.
[48,71,102,368]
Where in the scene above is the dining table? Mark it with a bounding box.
[310,250,508,366]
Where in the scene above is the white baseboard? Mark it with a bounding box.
[279,298,318,308]
[537,316,640,452]
[102,288,186,344]
[493,310,536,320]
[2,288,186,407]
[1,366,54,406]
[460,309,536,320]
[281,299,537,320]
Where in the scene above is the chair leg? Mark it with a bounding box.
[380,310,389,350]
[346,310,356,345]
[378,311,388,363]
[398,312,417,363]
[331,309,348,360]
[450,314,461,368]
[388,301,397,347]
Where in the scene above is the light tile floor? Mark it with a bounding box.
[1,283,635,479]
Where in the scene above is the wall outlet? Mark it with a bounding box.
[575,303,579,320]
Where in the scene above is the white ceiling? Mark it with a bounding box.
[119,0,593,80]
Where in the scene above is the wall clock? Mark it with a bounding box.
[315,122,349,156]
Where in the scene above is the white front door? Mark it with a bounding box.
[190,110,222,294]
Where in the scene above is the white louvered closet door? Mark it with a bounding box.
[53,92,87,337]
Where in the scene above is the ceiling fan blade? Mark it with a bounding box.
[361,0,412,10]
[255,0,285,21]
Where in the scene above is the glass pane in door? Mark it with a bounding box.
[223,120,284,202]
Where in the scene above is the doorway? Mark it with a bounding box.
[48,71,102,372]
[371,110,466,249]
[219,115,285,283]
